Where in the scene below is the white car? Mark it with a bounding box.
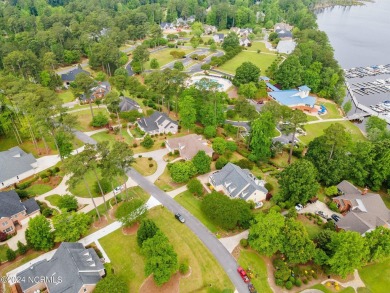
[113,185,124,195]
[295,204,303,211]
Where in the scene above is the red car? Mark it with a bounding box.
[237,267,250,283]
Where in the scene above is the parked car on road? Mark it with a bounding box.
[175,213,185,223]
[295,204,303,211]
[331,214,341,222]
[248,283,257,293]
[237,267,250,283]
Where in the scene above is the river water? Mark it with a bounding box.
[316,0,390,69]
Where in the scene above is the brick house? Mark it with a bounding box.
[0,190,40,234]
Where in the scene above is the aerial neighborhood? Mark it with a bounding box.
[0,1,389,293]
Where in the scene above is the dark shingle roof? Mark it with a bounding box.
[137,111,178,133]
[0,190,25,217]
[0,147,37,183]
[210,163,268,200]
[337,180,361,195]
[17,242,104,293]
[60,67,90,82]
[23,198,40,215]
[119,96,141,112]
[276,29,292,38]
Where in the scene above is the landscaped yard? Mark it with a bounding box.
[69,168,127,198]
[269,151,297,168]
[73,108,110,132]
[238,250,273,293]
[91,129,133,147]
[0,135,59,157]
[249,41,273,53]
[45,194,62,208]
[310,284,355,293]
[0,244,9,262]
[218,51,277,74]
[132,157,157,176]
[154,166,185,192]
[306,114,319,122]
[144,48,195,70]
[299,121,366,145]
[359,258,390,293]
[25,184,52,196]
[319,101,343,119]
[57,90,74,103]
[175,191,220,233]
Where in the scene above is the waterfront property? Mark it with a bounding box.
[0,190,40,235]
[15,242,105,293]
[0,147,38,188]
[267,84,317,109]
[209,163,268,203]
[137,111,178,135]
[333,180,390,235]
[165,134,213,160]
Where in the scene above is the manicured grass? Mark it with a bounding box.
[0,244,9,262]
[359,258,390,293]
[144,48,195,70]
[154,166,185,191]
[306,114,319,122]
[357,288,372,293]
[218,51,277,74]
[73,108,110,132]
[269,151,297,168]
[175,191,219,233]
[68,168,127,198]
[319,101,343,119]
[91,129,133,147]
[132,157,157,176]
[45,194,62,208]
[310,284,355,293]
[238,250,273,293]
[100,207,233,292]
[299,121,366,145]
[297,215,323,240]
[25,184,52,196]
[57,90,74,103]
[249,41,272,53]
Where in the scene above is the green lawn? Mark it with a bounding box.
[144,48,195,70]
[249,41,272,53]
[45,194,62,208]
[309,284,355,293]
[299,121,366,145]
[25,184,53,196]
[132,157,157,176]
[69,168,127,198]
[359,258,390,293]
[100,207,233,292]
[357,288,372,293]
[238,250,273,293]
[73,108,110,132]
[57,90,74,103]
[306,114,319,122]
[319,101,343,119]
[218,51,277,74]
[0,244,9,262]
[91,129,133,147]
[0,135,59,157]
[154,166,185,191]
[175,191,220,234]
[297,215,323,240]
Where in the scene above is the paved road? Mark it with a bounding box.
[127,169,248,293]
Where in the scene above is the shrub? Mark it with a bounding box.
[148,157,153,161]
[328,201,339,212]
[226,141,237,152]
[179,260,189,274]
[141,135,154,149]
[53,167,60,173]
[289,276,295,283]
[204,125,217,138]
[201,64,211,70]
[6,248,17,261]
[133,143,138,147]
[40,173,48,179]
[285,281,293,290]
[275,278,284,287]
[18,181,32,190]
[264,182,273,191]
[42,178,50,183]
[240,238,248,248]
[94,178,111,195]
[216,157,228,170]
[187,179,203,196]
[42,208,53,217]
[270,205,282,213]
[295,279,302,287]
[150,58,159,69]
[58,195,78,212]
[194,126,203,134]
[90,112,109,127]
[312,273,318,279]
[302,278,308,284]
[149,164,154,168]
[15,189,29,199]
[235,159,254,170]
[17,241,28,255]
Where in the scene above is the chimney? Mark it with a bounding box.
[362,187,368,195]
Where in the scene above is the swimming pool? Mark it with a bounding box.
[188,75,232,92]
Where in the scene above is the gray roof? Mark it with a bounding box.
[23,198,40,215]
[137,111,178,133]
[119,96,141,112]
[334,192,390,234]
[0,190,25,217]
[210,163,268,200]
[276,40,296,54]
[17,242,104,293]
[337,180,361,195]
[0,147,36,183]
[276,29,292,38]
[61,67,90,82]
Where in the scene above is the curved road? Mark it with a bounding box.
[127,169,248,293]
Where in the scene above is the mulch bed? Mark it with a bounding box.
[139,273,181,293]
[122,222,140,235]
[92,215,108,229]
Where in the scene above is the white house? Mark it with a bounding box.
[209,163,268,203]
[240,37,251,47]
[137,111,178,135]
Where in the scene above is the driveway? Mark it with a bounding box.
[127,169,248,293]
[219,230,249,253]
[299,201,342,220]
[136,148,170,183]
